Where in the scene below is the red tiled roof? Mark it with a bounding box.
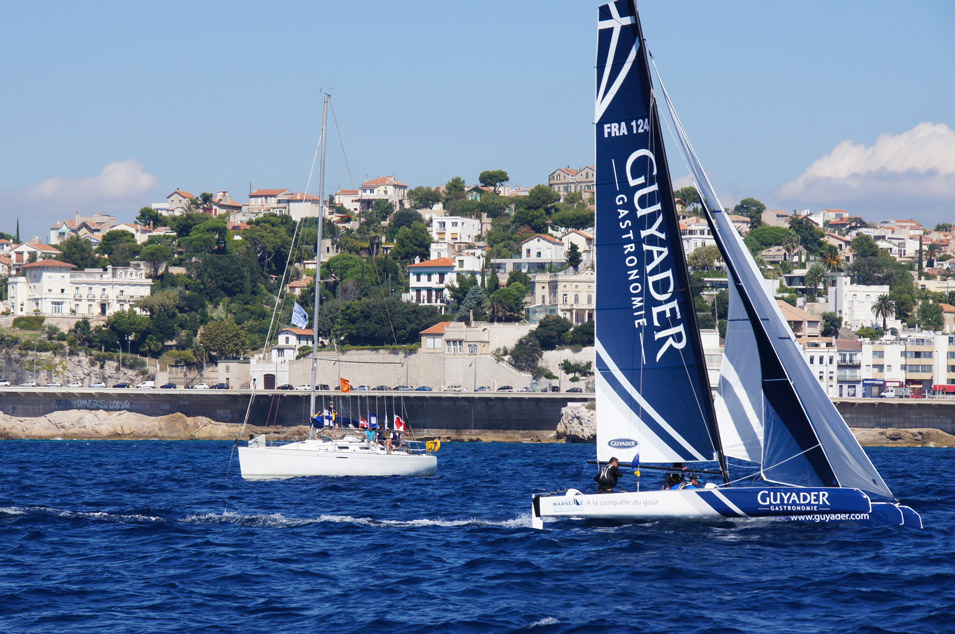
[420,321,453,335]
[360,176,407,188]
[521,233,563,245]
[22,259,75,269]
[280,327,313,336]
[169,189,194,199]
[250,188,290,197]
[409,257,455,268]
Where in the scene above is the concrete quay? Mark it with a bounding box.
[2,389,954,439]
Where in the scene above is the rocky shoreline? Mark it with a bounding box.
[0,406,953,447]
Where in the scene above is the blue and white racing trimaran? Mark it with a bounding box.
[531,1,921,528]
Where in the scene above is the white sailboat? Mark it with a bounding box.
[237,93,437,479]
[531,1,920,528]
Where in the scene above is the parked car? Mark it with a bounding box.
[316,384,331,391]
[211,383,229,389]
[356,385,370,391]
[0,380,11,387]
[373,385,390,391]
[136,381,155,389]
[567,387,584,393]
[445,384,464,392]
[296,384,311,391]
[475,386,491,392]
[113,382,131,389]
[190,383,210,390]
[518,387,531,392]
[20,381,36,387]
[45,382,62,388]
[159,383,177,389]
[496,385,513,392]
[276,384,294,390]
[90,382,106,388]
[415,386,432,391]
[394,385,414,391]
[67,382,83,388]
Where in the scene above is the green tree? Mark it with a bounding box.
[568,319,594,346]
[55,235,101,269]
[407,186,442,210]
[107,308,150,352]
[511,208,549,233]
[507,270,531,289]
[478,169,509,192]
[535,315,572,350]
[935,222,953,232]
[674,186,702,209]
[550,205,594,230]
[917,301,943,331]
[734,197,766,230]
[856,326,881,340]
[391,222,432,264]
[744,225,796,250]
[443,176,466,206]
[788,215,824,255]
[97,230,140,266]
[559,359,594,381]
[804,263,826,301]
[872,294,896,331]
[687,244,722,271]
[386,209,425,241]
[139,243,172,277]
[850,234,880,258]
[200,317,249,359]
[509,334,542,372]
[485,285,525,322]
[484,268,500,295]
[565,242,583,272]
[136,206,162,228]
[821,312,842,337]
[523,184,560,211]
[447,273,479,309]
[456,284,487,322]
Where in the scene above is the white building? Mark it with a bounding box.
[8,260,151,317]
[680,216,716,254]
[529,269,595,325]
[561,230,595,267]
[431,216,481,245]
[828,275,902,331]
[800,337,837,397]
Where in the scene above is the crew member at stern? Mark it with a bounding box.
[594,457,624,493]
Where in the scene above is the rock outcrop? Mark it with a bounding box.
[851,427,955,447]
[0,410,309,441]
[556,403,596,443]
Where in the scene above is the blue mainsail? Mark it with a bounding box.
[594,0,720,465]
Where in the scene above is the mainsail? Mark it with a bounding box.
[594,0,721,466]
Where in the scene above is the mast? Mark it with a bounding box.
[309,93,330,419]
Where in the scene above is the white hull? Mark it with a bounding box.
[238,434,437,479]
[531,487,921,528]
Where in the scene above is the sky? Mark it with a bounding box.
[1,0,953,242]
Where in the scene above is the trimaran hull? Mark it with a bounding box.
[238,437,437,479]
[532,488,922,528]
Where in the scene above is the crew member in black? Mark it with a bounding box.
[663,462,687,490]
[594,457,623,493]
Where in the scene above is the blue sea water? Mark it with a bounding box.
[0,441,951,633]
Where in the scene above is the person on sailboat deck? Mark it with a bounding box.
[594,457,623,493]
[386,430,402,454]
[678,474,702,490]
[364,428,376,444]
[663,463,687,489]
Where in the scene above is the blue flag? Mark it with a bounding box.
[369,414,379,430]
[291,302,308,329]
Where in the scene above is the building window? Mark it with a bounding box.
[562,294,568,304]
[468,344,477,355]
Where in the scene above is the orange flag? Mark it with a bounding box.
[340,378,351,393]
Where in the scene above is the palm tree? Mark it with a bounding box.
[927,242,941,268]
[804,263,826,301]
[872,294,896,331]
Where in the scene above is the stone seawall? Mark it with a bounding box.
[0,389,586,438]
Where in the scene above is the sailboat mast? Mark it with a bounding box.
[309,92,329,419]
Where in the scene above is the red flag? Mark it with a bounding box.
[340,378,351,393]
[359,417,369,429]
[394,414,406,432]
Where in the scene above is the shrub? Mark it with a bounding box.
[13,316,45,331]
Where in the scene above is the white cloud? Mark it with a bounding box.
[777,122,955,204]
[25,160,159,204]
